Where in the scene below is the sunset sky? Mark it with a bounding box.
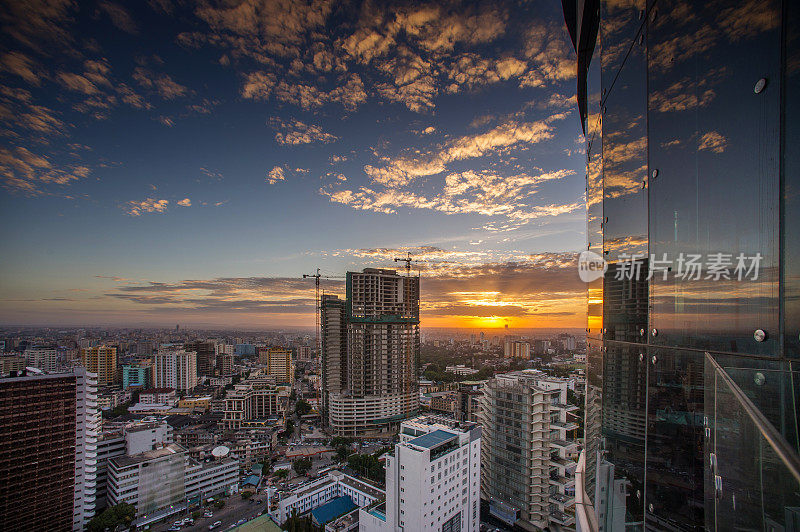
[0,0,587,329]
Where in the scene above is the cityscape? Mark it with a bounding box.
[0,0,797,532]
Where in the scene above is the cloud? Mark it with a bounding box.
[123,198,169,216]
[698,131,727,153]
[133,67,189,100]
[99,1,138,34]
[267,166,286,184]
[0,146,90,194]
[177,198,192,207]
[0,52,43,85]
[272,118,337,145]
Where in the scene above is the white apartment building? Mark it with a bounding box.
[360,415,481,532]
[222,377,288,430]
[74,367,100,531]
[273,470,384,524]
[479,370,580,531]
[139,387,177,405]
[153,349,197,392]
[24,347,59,372]
[445,365,479,376]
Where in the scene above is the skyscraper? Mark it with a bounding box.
[81,345,118,386]
[257,347,293,383]
[561,0,800,529]
[322,268,420,437]
[184,340,216,377]
[0,368,98,531]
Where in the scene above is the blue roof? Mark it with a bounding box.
[311,496,357,526]
[243,475,261,487]
[408,429,456,449]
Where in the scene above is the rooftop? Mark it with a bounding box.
[111,443,185,467]
[311,496,357,526]
[408,429,456,449]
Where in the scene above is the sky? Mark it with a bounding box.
[0,0,587,330]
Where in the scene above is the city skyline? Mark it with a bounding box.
[0,0,587,329]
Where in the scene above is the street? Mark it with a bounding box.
[148,496,267,532]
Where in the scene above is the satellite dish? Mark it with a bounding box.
[212,445,230,458]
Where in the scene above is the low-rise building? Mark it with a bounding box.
[222,378,288,430]
[139,387,176,405]
[445,365,479,376]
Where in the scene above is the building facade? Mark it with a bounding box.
[184,340,217,377]
[81,346,118,386]
[122,363,151,390]
[258,347,293,383]
[222,377,288,430]
[24,346,59,372]
[323,269,420,437]
[560,0,800,529]
[479,370,579,530]
[153,348,198,392]
[360,415,481,532]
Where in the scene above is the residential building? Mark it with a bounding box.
[454,381,484,423]
[24,346,59,372]
[0,368,98,531]
[139,387,177,405]
[178,395,212,411]
[81,346,118,386]
[445,364,479,376]
[429,391,457,415]
[96,430,126,511]
[560,0,800,529]
[503,340,530,359]
[153,348,197,392]
[216,352,234,375]
[359,415,481,532]
[222,377,288,430]
[479,370,579,530]
[258,347,293,383]
[273,470,383,524]
[122,363,151,390]
[185,340,217,377]
[323,269,420,437]
[0,355,25,375]
[296,345,312,361]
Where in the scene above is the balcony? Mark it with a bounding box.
[548,509,575,527]
[549,492,575,508]
[704,353,800,531]
[551,420,579,431]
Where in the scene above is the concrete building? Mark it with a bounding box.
[478,370,579,530]
[0,368,99,531]
[216,352,234,376]
[0,355,25,375]
[429,392,457,415]
[81,346,118,386]
[222,377,288,430]
[296,345,312,361]
[359,415,481,532]
[139,387,177,405]
[153,348,197,392]
[323,269,420,437]
[273,470,383,525]
[503,340,531,359]
[24,346,59,372]
[258,347,293,384]
[184,340,217,377]
[96,430,126,510]
[122,363,151,390]
[454,381,484,423]
[445,364,479,376]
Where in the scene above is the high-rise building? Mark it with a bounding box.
[222,377,289,430]
[0,368,98,531]
[184,340,217,377]
[359,415,481,532]
[560,0,800,530]
[479,370,579,530]
[322,269,420,437]
[296,345,312,361]
[81,346,118,386]
[216,352,234,375]
[257,347,293,383]
[122,363,152,389]
[153,348,197,392]
[24,346,59,372]
[503,340,530,359]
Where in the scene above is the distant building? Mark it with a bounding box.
[216,352,234,375]
[503,340,530,359]
[139,387,177,405]
[81,346,118,386]
[0,355,25,375]
[178,395,212,411]
[454,381,484,423]
[359,415,481,532]
[222,377,288,430]
[153,348,197,392]
[296,345,312,361]
[429,391,457,414]
[184,340,217,377]
[0,368,99,531]
[122,363,151,390]
[445,364,479,376]
[24,346,59,372]
[258,347,293,383]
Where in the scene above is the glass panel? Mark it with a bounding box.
[644,348,704,529]
[587,23,604,340]
[785,0,800,358]
[647,0,782,355]
[601,341,647,526]
[705,354,800,530]
[584,337,604,504]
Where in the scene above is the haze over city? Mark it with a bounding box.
[0,0,586,330]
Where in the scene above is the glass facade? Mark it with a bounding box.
[563,0,800,529]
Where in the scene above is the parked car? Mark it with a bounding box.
[209,521,222,530]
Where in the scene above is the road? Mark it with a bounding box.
[148,496,267,532]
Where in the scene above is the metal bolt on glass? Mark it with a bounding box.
[651,328,658,337]
[651,355,658,364]
[754,329,767,342]
[754,372,766,386]
[754,78,767,94]
[651,169,659,178]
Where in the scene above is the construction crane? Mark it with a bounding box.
[302,269,344,362]
[393,251,422,277]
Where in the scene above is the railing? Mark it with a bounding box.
[573,451,598,532]
[705,352,800,531]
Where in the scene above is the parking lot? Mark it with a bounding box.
[148,495,267,532]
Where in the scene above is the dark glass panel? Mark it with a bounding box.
[647,0,781,355]
[785,0,800,357]
[644,348,704,530]
[584,337,604,503]
[587,24,604,339]
[602,341,647,526]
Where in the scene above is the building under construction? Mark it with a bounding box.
[321,268,419,437]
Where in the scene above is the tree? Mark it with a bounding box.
[335,445,351,462]
[293,457,312,476]
[242,491,253,500]
[347,453,384,483]
[262,462,271,477]
[295,400,312,417]
[102,401,130,419]
[274,469,288,479]
[87,502,136,532]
